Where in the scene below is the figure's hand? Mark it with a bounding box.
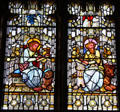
[36,55,42,61]
[82,61,89,65]
[36,55,45,62]
[75,59,88,65]
[36,58,47,63]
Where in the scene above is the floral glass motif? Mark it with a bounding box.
[3,1,56,110]
[67,3,118,110]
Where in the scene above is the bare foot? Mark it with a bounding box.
[33,87,43,92]
[105,86,113,91]
[110,84,116,90]
[47,86,53,91]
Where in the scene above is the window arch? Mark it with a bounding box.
[1,0,56,110]
[67,0,119,111]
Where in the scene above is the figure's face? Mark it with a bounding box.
[29,41,39,52]
[86,42,96,49]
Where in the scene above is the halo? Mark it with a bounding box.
[27,38,42,50]
[84,39,98,49]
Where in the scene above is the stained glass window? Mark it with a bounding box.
[67,2,118,111]
[2,0,56,110]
